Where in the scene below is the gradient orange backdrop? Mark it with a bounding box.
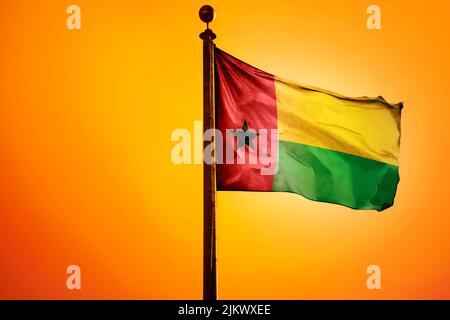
[0,0,449,299]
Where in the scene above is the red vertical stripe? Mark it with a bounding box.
[215,48,278,191]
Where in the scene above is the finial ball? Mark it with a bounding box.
[199,5,215,24]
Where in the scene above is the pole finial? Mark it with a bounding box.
[199,5,216,41]
[199,5,215,25]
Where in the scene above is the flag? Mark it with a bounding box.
[214,48,402,211]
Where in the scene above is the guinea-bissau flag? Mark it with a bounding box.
[215,48,402,211]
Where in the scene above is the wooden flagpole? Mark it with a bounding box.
[199,5,217,301]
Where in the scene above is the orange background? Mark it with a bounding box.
[0,0,449,299]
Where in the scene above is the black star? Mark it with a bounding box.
[232,120,259,149]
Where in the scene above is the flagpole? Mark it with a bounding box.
[199,5,217,301]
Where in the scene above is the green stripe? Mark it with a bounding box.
[273,140,399,211]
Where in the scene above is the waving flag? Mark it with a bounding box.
[215,48,402,211]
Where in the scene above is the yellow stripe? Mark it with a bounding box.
[275,77,402,165]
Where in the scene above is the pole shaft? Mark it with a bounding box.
[202,32,217,300]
